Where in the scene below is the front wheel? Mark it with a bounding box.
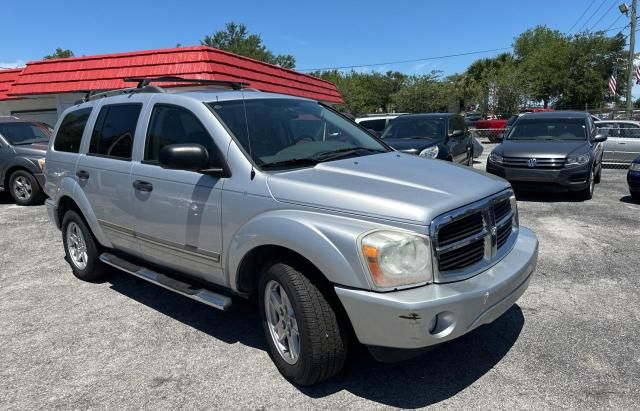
[258,261,348,386]
[9,170,44,206]
[62,210,108,282]
[578,168,595,200]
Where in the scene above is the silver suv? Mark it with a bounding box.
[44,78,538,386]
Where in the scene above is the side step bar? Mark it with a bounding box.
[99,252,232,311]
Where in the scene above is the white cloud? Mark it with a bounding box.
[0,60,26,69]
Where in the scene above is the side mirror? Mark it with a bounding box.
[449,129,465,138]
[593,134,608,143]
[159,143,210,172]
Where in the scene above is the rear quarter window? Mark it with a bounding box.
[54,108,92,153]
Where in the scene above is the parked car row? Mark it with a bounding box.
[35,77,540,386]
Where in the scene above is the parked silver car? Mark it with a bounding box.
[44,77,538,386]
[595,120,640,165]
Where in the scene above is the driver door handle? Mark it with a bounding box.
[132,180,153,192]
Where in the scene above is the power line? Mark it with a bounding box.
[605,13,626,32]
[568,0,598,33]
[298,47,512,72]
[588,0,621,32]
[576,0,609,33]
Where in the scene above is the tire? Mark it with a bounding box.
[61,210,108,282]
[632,193,640,202]
[578,167,595,201]
[467,146,473,166]
[258,260,348,386]
[9,170,44,206]
[594,164,601,184]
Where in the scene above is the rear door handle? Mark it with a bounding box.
[76,170,90,179]
[132,180,153,192]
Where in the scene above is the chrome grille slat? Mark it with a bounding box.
[503,156,565,169]
[431,190,518,282]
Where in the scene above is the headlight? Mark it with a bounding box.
[360,230,432,289]
[510,194,519,227]
[36,158,46,170]
[629,162,640,171]
[566,153,590,166]
[419,146,439,159]
[488,152,503,164]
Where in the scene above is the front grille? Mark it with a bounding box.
[432,191,517,280]
[503,156,565,169]
[439,238,485,271]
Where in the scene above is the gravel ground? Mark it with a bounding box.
[1,143,639,410]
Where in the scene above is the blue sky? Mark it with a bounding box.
[1,0,633,81]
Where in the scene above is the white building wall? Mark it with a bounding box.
[0,93,85,126]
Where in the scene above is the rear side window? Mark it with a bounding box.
[89,104,141,160]
[54,108,92,153]
[144,104,216,163]
[359,119,386,132]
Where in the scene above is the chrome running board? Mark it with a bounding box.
[99,252,232,311]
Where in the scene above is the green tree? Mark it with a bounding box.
[391,72,456,113]
[43,48,74,60]
[201,22,296,69]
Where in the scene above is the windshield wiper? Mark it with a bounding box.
[261,158,320,170]
[312,147,385,162]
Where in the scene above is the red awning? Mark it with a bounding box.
[4,46,343,103]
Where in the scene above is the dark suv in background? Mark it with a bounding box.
[486,112,606,200]
[380,113,473,165]
[0,117,51,205]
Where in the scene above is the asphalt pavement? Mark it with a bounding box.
[1,144,639,409]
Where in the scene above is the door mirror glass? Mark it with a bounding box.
[593,133,608,143]
[159,144,209,171]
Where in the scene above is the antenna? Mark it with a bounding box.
[240,89,255,180]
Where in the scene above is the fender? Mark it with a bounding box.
[1,156,40,186]
[226,210,387,293]
[53,176,113,248]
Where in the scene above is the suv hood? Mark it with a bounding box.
[266,152,510,225]
[12,142,48,157]
[499,140,589,158]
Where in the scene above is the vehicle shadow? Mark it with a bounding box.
[620,195,639,205]
[0,192,15,204]
[513,190,582,203]
[107,269,524,408]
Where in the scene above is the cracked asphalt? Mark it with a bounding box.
[1,143,639,409]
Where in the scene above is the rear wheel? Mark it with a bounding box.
[62,210,108,282]
[258,260,348,386]
[9,170,44,206]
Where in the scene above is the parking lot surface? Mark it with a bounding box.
[1,144,639,409]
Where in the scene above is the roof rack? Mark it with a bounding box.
[78,76,250,103]
[124,76,249,90]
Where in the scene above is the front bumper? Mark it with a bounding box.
[487,162,590,191]
[335,227,538,349]
[628,169,640,193]
[45,198,60,229]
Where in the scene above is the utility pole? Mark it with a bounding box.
[627,0,637,120]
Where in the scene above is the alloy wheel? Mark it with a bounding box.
[66,222,88,270]
[12,176,32,201]
[264,280,300,365]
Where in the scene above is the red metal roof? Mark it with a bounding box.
[0,69,23,101]
[5,46,343,103]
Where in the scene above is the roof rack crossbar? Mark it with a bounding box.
[124,76,249,90]
[82,85,164,102]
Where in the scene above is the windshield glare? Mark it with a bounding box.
[380,118,445,140]
[0,122,51,145]
[208,98,388,168]
[507,118,587,141]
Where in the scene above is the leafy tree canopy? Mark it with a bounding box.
[43,48,74,60]
[201,22,296,69]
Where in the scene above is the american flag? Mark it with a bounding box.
[609,67,617,96]
[636,65,640,85]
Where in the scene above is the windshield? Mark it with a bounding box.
[207,98,389,169]
[507,118,587,141]
[380,117,445,140]
[0,122,51,145]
